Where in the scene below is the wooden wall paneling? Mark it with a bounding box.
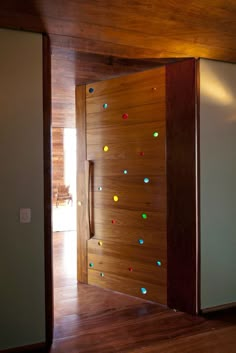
[93,176,166,195]
[51,48,76,128]
[1,1,236,62]
[88,238,167,267]
[87,261,166,287]
[87,142,166,162]
[92,190,166,212]
[87,260,167,288]
[86,102,166,129]
[166,58,198,315]
[52,128,64,204]
[51,47,168,128]
[85,66,166,96]
[93,207,167,250]
[50,33,181,61]
[92,207,166,230]
[87,122,165,145]
[1,0,236,131]
[76,85,89,283]
[43,34,53,347]
[85,68,165,114]
[87,238,167,283]
[93,231,166,251]
[86,159,165,175]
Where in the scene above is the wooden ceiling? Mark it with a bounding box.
[1,0,236,127]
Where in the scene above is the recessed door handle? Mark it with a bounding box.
[85,160,94,238]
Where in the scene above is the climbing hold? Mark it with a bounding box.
[138,239,144,245]
[144,177,149,183]
[103,103,108,109]
[122,113,128,120]
[113,195,119,202]
[98,186,103,191]
[139,151,144,156]
[141,287,147,295]
[89,262,94,268]
[123,169,128,174]
[156,260,162,267]
[98,241,103,246]
[128,267,133,272]
[103,145,109,152]
[153,131,159,137]
[89,87,94,93]
[111,219,116,224]
[100,272,105,277]
[142,213,147,219]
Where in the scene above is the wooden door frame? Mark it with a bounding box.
[43,34,53,349]
[166,59,199,315]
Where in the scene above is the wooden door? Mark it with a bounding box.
[77,67,167,304]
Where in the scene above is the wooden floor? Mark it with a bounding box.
[51,231,236,353]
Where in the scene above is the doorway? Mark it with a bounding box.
[52,128,76,232]
[51,127,77,300]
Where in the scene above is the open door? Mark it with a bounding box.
[76,67,167,304]
[76,59,199,314]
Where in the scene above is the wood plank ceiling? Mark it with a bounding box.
[1,0,236,127]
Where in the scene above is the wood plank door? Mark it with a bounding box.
[77,67,167,304]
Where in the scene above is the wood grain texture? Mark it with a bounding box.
[1,1,236,129]
[51,128,64,203]
[52,231,236,353]
[92,190,166,212]
[76,85,89,283]
[87,238,167,290]
[87,122,165,145]
[87,159,165,175]
[1,1,236,62]
[92,227,166,250]
[86,69,165,114]
[82,67,167,304]
[88,270,167,304]
[88,238,167,268]
[93,176,166,197]
[87,142,166,161]
[87,255,166,286]
[86,68,165,99]
[166,59,198,314]
[92,207,167,250]
[51,49,166,128]
[86,102,166,129]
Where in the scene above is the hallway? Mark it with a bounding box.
[51,232,236,353]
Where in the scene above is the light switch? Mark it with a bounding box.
[20,208,31,223]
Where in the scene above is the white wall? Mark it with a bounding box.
[0,29,45,349]
[200,59,236,309]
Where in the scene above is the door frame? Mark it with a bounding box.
[43,34,53,348]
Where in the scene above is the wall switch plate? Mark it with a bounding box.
[20,208,31,223]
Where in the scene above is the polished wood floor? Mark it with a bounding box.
[51,231,236,353]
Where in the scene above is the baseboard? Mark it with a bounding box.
[201,302,236,314]
[1,342,49,353]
